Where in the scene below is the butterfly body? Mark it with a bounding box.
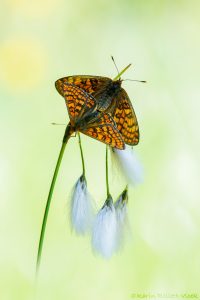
[92,79,122,113]
[74,110,100,130]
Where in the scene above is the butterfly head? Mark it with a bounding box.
[114,78,122,84]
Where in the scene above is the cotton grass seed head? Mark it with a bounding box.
[70,174,94,235]
[111,147,143,186]
[92,195,118,259]
[114,187,129,249]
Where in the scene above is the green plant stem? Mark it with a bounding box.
[36,123,72,274]
[106,146,110,197]
[78,132,85,177]
[113,63,131,81]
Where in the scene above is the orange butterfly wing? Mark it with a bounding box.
[113,89,139,145]
[55,75,138,148]
[80,113,125,150]
[58,82,97,124]
[55,75,112,96]
[55,81,124,149]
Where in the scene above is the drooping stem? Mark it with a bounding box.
[78,132,85,178]
[113,63,131,81]
[36,123,73,274]
[106,146,110,197]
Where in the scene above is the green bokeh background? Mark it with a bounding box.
[0,0,199,299]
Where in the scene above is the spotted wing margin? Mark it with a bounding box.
[80,113,125,150]
[61,83,97,124]
[113,89,139,145]
[55,75,112,97]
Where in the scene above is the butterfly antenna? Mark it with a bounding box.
[123,79,146,83]
[111,56,120,78]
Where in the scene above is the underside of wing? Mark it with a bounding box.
[55,75,112,97]
[113,89,139,145]
[80,113,125,150]
[60,83,97,123]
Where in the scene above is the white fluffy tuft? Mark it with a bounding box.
[70,175,94,235]
[92,196,117,258]
[111,147,143,185]
[114,189,128,249]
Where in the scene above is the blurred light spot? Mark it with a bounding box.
[0,38,46,90]
[8,0,61,17]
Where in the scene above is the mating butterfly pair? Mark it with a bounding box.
[55,75,139,150]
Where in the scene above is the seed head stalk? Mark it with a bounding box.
[36,123,73,275]
[78,132,86,178]
[106,146,110,197]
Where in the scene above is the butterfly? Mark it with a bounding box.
[55,75,139,145]
[55,81,125,149]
